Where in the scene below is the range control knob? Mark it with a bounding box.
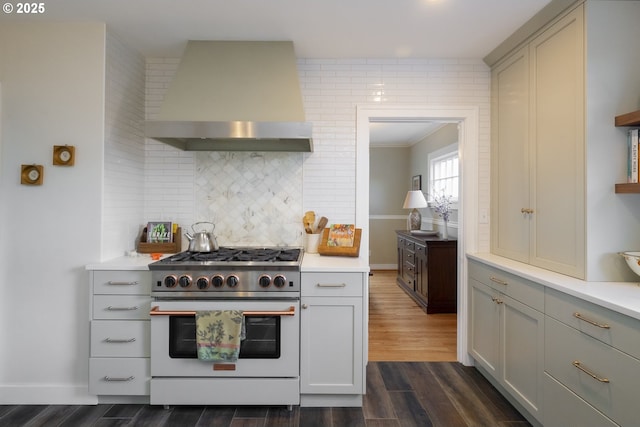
[211,275,224,288]
[178,275,192,288]
[196,277,209,290]
[273,275,287,288]
[226,275,239,288]
[163,275,177,288]
[258,275,271,288]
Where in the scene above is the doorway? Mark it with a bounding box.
[356,105,479,366]
[368,120,459,361]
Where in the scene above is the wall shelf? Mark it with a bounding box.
[614,110,640,127]
[615,183,640,193]
[614,110,640,193]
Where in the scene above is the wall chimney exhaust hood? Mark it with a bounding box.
[145,40,313,152]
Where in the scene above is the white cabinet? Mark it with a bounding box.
[490,4,585,279]
[543,373,618,427]
[468,260,544,423]
[300,272,366,406]
[543,288,640,427]
[89,270,151,396]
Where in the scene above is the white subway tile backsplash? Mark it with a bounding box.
[103,31,146,259]
[144,56,491,251]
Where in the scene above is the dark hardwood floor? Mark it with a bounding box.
[0,362,530,427]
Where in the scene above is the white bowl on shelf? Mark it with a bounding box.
[621,251,640,278]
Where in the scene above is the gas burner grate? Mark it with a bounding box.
[155,248,301,264]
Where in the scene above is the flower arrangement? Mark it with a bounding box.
[432,189,453,222]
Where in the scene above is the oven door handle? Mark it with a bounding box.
[149,305,296,316]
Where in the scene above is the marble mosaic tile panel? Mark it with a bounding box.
[195,152,304,247]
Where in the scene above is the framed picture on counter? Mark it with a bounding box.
[147,222,173,243]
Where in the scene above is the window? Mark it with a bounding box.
[429,143,459,201]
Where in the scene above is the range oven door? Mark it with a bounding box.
[150,299,300,378]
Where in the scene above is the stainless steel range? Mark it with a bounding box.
[149,247,302,298]
[147,247,303,407]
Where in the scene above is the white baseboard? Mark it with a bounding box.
[0,385,98,404]
[369,264,397,270]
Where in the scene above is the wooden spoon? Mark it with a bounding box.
[302,214,313,234]
[315,216,328,233]
[304,211,316,233]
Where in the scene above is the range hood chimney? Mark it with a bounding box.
[145,41,313,152]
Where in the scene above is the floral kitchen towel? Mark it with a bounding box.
[195,310,245,362]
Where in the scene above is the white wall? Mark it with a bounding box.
[585,1,640,281]
[0,23,106,403]
[145,58,491,251]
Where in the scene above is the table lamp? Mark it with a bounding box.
[403,190,427,230]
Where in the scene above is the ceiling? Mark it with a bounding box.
[369,121,447,147]
[1,0,551,146]
[1,0,551,58]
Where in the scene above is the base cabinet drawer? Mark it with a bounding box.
[543,373,619,427]
[301,273,363,296]
[545,317,640,427]
[92,271,151,295]
[545,287,640,360]
[92,295,151,320]
[90,320,150,357]
[468,260,544,311]
[89,358,149,395]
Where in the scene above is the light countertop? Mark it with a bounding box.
[85,254,161,270]
[301,253,370,273]
[468,253,640,321]
[86,252,370,273]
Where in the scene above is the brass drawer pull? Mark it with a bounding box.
[106,306,139,311]
[107,281,139,286]
[491,297,504,305]
[105,338,136,343]
[104,376,135,382]
[572,361,610,383]
[573,312,610,329]
[490,276,508,286]
[520,208,534,214]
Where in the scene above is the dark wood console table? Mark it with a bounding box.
[396,230,457,314]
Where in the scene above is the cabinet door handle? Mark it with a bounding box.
[302,304,308,309]
[520,208,534,214]
[572,361,610,383]
[104,376,135,382]
[573,312,610,329]
[107,281,139,286]
[490,276,508,286]
[316,283,347,288]
[106,306,139,311]
[105,338,136,343]
[491,296,504,304]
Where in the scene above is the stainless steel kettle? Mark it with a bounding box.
[184,222,219,252]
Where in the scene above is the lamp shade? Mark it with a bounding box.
[402,190,427,209]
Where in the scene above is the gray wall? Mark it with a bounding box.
[370,147,410,267]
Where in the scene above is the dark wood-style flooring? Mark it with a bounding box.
[0,362,530,427]
[0,271,530,426]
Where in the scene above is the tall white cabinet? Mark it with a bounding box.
[491,3,585,279]
[489,0,640,281]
